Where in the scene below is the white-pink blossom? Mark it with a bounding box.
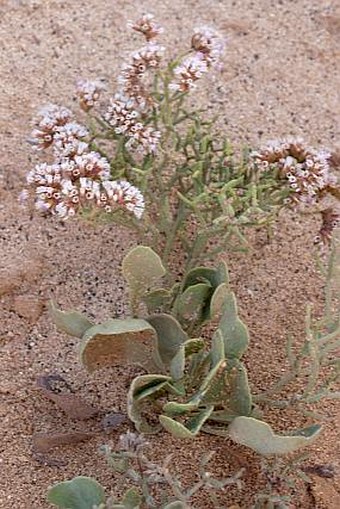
[169,53,208,92]
[119,43,164,109]
[105,95,160,154]
[76,79,105,111]
[29,104,74,150]
[170,26,224,92]
[24,158,145,221]
[127,13,164,41]
[52,122,89,158]
[250,137,336,206]
[191,26,225,69]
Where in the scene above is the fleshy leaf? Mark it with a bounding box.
[132,375,172,401]
[183,267,217,289]
[170,346,185,381]
[187,350,211,388]
[210,283,229,319]
[218,291,249,358]
[49,301,93,338]
[80,318,157,372]
[160,406,214,439]
[178,263,230,324]
[226,360,252,416]
[47,476,105,509]
[211,329,225,366]
[196,360,227,405]
[147,314,188,368]
[228,417,322,455]
[176,283,211,321]
[128,374,171,434]
[142,288,172,313]
[198,359,252,416]
[163,400,199,416]
[166,380,186,397]
[159,416,195,439]
[183,261,229,290]
[216,260,230,286]
[122,246,166,298]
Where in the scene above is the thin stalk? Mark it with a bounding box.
[324,239,338,324]
[301,304,320,398]
[184,230,209,274]
[162,201,188,265]
[136,451,156,509]
[304,390,340,404]
[161,455,189,507]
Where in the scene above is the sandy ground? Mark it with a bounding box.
[0,0,340,507]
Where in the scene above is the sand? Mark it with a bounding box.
[0,0,339,507]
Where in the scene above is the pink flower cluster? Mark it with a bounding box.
[105,95,161,154]
[29,104,75,151]
[170,26,225,92]
[127,13,164,41]
[250,137,337,206]
[314,207,340,245]
[119,43,164,110]
[76,79,105,112]
[105,14,164,154]
[23,104,144,220]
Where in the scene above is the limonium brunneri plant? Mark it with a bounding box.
[32,13,340,507]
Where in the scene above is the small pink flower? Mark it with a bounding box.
[170,53,208,92]
[76,79,105,111]
[105,95,160,154]
[127,13,164,41]
[170,26,225,92]
[29,104,74,150]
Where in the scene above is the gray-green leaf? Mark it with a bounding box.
[228,417,322,455]
[218,292,249,358]
[128,374,171,434]
[147,314,188,369]
[80,318,157,372]
[49,301,93,338]
[163,502,187,509]
[122,246,166,297]
[160,406,214,439]
[47,476,105,509]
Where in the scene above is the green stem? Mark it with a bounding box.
[325,245,335,324]
[184,231,209,274]
[136,451,156,509]
[162,201,188,266]
[301,304,320,398]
